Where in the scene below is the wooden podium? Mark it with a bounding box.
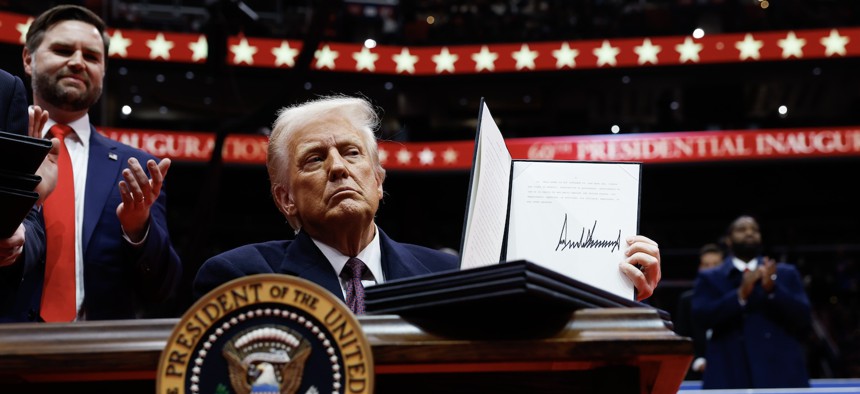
[0,308,690,394]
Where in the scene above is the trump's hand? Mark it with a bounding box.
[116,157,171,243]
[619,235,662,301]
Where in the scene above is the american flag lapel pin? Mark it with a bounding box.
[108,153,118,161]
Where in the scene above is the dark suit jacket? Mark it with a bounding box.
[193,228,460,301]
[0,68,28,135]
[0,125,182,322]
[691,256,811,389]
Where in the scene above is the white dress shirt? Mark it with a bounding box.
[312,224,385,299]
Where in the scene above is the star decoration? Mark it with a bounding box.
[820,29,849,57]
[418,148,435,165]
[16,17,32,44]
[396,149,412,164]
[189,35,208,62]
[272,41,299,67]
[353,47,379,71]
[108,30,132,58]
[512,44,539,70]
[146,33,175,60]
[392,48,419,74]
[735,33,763,60]
[777,31,806,59]
[552,42,579,69]
[230,38,258,65]
[432,47,458,74]
[675,37,703,63]
[314,45,339,70]
[443,148,458,164]
[378,148,388,164]
[593,40,620,67]
[634,38,661,65]
[472,46,499,72]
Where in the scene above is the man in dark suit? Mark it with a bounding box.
[691,215,811,389]
[0,5,181,322]
[193,96,664,310]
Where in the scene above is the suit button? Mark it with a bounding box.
[27,309,36,321]
[765,332,772,339]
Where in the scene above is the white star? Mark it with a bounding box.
[593,40,620,67]
[230,38,258,65]
[443,148,458,164]
[396,149,412,164]
[188,35,208,62]
[314,45,339,70]
[552,42,579,69]
[392,48,419,74]
[16,18,32,44]
[634,38,661,65]
[820,29,849,57]
[432,47,458,74]
[353,47,379,71]
[511,44,538,70]
[675,37,703,63]
[735,33,763,60]
[418,148,435,165]
[108,30,132,58]
[272,41,299,67]
[146,33,174,60]
[777,31,806,59]
[378,148,389,164]
[472,46,499,72]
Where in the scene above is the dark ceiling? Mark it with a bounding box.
[4,0,860,142]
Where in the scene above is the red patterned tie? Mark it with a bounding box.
[343,257,367,315]
[40,124,77,322]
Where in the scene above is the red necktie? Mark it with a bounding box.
[40,124,77,322]
[343,258,367,315]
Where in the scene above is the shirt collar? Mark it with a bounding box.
[42,114,91,149]
[311,224,384,283]
[732,256,758,272]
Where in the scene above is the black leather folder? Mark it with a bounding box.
[0,169,42,191]
[0,131,51,238]
[0,185,39,238]
[0,130,53,175]
[365,260,671,339]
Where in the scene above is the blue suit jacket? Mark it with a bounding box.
[691,256,811,389]
[0,125,182,322]
[0,68,28,135]
[193,228,460,301]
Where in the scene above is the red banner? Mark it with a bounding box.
[2,10,858,72]
[99,126,860,171]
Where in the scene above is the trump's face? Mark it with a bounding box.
[279,115,383,234]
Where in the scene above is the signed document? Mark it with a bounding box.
[504,160,640,298]
[460,99,641,299]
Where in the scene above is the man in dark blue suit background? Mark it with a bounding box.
[0,5,181,322]
[193,95,664,310]
[692,215,812,389]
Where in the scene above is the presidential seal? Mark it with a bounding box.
[157,274,373,394]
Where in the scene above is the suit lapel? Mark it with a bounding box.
[82,129,121,252]
[378,228,433,280]
[280,231,345,301]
